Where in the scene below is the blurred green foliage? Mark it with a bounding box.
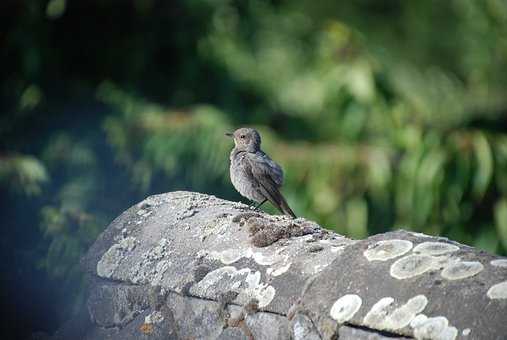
[2,0,507,335]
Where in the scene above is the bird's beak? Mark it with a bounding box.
[225,132,233,137]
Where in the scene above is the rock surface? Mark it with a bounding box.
[51,191,507,339]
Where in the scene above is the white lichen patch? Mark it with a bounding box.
[97,236,138,278]
[208,247,286,266]
[329,294,362,323]
[193,266,244,292]
[136,209,153,218]
[253,251,284,266]
[242,270,276,307]
[382,295,428,330]
[390,254,435,280]
[411,315,458,340]
[487,281,507,299]
[208,248,246,265]
[363,297,395,327]
[121,236,138,250]
[151,260,170,286]
[363,240,413,262]
[462,328,471,336]
[144,311,164,324]
[268,262,291,277]
[129,238,172,284]
[490,259,507,268]
[191,266,276,308]
[209,238,340,279]
[407,231,431,238]
[362,295,428,331]
[441,261,483,280]
[410,314,427,328]
[312,264,328,274]
[148,238,169,260]
[178,209,197,220]
[300,247,339,276]
[200,216,230,239]
[431,255,457,270]
[413,242,459,256]
[330,246,344,253]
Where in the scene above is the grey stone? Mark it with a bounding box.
[290,313,321,340]
[301,231,507,340]
[50,192,507,340]
[87,280,150,328]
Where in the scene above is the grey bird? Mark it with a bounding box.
[226,127,296,218]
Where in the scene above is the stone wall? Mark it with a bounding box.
[50,192,507,340]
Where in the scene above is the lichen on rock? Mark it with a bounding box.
[329,294,362,323]
[490,259,507,268]
[412,241,459,256]
[390,254,435,279]
[441,260,484,281]
[97,236,138,278]
[410,315,458,340]
[363,239,413,261]
[190,266,276,308]
[56,193,507,340]
[487,281,507,300]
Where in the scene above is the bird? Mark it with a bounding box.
[226,127,296,218]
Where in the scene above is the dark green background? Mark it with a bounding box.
[2,0,507,338]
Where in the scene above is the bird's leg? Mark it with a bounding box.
[254,199,267,211]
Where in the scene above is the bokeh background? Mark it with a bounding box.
[2,0,507,338]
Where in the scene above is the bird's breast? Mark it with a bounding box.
[229,155,263,203]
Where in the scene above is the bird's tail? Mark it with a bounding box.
[257,176,297,219]
[279,194,296,218]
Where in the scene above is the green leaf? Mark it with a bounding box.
[472,132,493,199]
[495,199,507,250]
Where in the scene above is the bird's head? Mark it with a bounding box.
[225,127,261,152]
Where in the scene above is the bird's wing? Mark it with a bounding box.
[249,151,284,186]
[244,152,295,218]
